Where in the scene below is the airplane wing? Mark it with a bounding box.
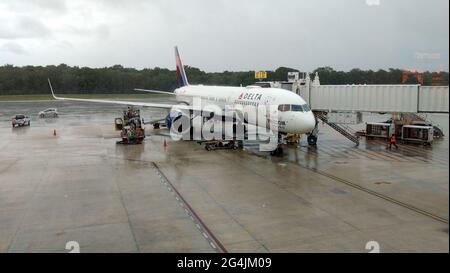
[48,79,185,110]
[143,117,166,125]
[134,89,176,96]
[48,79,232,116]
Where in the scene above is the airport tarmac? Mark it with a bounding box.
[0,100,448,252]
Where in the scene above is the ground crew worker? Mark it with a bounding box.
[388,134,398,150]
[127,107,132,119]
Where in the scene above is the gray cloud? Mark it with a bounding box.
[63,24,111,39]
[0,0,448,72]
[0,17,51,39]
[1,42,27,55]
[2,0,68,14]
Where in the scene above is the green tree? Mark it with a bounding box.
[0,64,447,96]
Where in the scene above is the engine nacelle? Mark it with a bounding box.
[165,110,180,130]
[166,107,192,139]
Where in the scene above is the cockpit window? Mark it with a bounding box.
[279,104,311,112]
[278,104,291,112]
[293,104,311,112]
[291,105,303,112]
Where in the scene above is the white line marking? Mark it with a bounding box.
[154,164,222,253]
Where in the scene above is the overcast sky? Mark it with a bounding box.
[0,0,448,72]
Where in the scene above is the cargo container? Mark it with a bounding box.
[402,125,434,145]
[366,122,394,139]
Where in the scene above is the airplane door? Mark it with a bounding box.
[263,96,271,121]
[264,96,277,129]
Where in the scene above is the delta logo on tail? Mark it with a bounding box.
[175,46,189,88]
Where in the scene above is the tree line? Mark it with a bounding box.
[0,64,447,95]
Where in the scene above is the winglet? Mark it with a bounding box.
[47,78,59,100]
[175,46,189,88]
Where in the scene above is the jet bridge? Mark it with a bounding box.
[298,84,449,114]
[257,74,448,145]
[297,84,448,145]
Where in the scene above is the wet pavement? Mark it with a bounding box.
[0,100,448,252]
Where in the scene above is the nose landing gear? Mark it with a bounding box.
[270,146,284,156]
[307,134,318,145]
[307,118,320,146]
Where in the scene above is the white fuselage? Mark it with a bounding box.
[173,85,316,134]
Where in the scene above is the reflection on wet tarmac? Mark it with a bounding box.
[0,100,448,252]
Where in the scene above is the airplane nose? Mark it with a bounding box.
[285,112,316,134]
[305,112,316,132]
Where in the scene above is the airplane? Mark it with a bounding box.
[48,46,316,155]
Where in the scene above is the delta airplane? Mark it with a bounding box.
[48,46,316,154]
